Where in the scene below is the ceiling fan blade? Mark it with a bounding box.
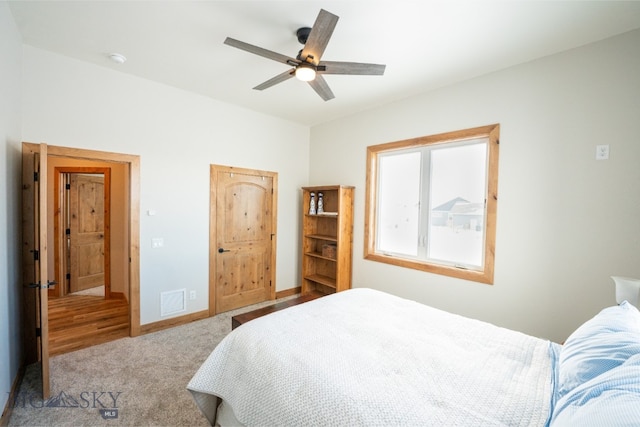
[299,9,339,65]
[318,61,386,76]
[253,69,295,91]
[308,75,335,101]
[224,37,298,65]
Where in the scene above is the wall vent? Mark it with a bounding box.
[160,289,186,316]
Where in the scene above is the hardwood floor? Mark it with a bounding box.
[48,294,129,356]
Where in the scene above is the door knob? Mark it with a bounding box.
[218,248,230,253]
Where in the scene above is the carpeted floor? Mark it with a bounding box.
[9,296,296,426]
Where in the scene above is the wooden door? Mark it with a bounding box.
[210,165,277,314]
[69,173,110,294]
[21,142,51,399]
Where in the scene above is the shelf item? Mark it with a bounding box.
[301,185,354,295]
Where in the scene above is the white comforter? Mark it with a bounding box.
[188,288,556,426]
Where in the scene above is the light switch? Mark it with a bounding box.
[596,144,609,160]
[152,238,164,248]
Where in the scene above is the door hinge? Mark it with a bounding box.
[35,327,41,338]
[66,228,71,235]
[33,172,39,182]
[65,183,71,190]
[32,250,39,261]
[66,273,71,280]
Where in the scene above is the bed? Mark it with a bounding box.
[187,288,640,426]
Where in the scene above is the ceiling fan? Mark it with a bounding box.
[224,9,386,101]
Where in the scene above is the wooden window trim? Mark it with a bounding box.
[364,124,500,284]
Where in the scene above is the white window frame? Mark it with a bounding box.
[364,124,500,284]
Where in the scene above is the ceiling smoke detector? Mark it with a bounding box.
[108,53,127,64]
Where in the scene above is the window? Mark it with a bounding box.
[364,124,499,284]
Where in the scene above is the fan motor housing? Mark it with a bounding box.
[296,27,312,44]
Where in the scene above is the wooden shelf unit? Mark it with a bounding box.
[301,185,354,295]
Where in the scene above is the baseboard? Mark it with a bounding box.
[139,309,209,335]
[0,363,26,427]
[276,287,301,298]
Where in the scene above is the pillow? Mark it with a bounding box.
[557,301,640,398]
[550,353,640,426]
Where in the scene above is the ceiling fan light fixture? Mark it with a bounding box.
[295,65,316,82]
[224,9,384,101]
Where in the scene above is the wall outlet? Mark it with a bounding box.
[151,238,164,248]
[189,290,196,300]
[596,144,609,160]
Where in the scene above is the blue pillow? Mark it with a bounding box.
[551,353,640,426]
[557,301,640,399]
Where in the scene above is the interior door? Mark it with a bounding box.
[21,142,51,399]
[210,165,277,314]
[69,173,108,294]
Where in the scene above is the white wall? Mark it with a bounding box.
[21,46,310,325]
[310,29,640,343]
[0,0,23,415]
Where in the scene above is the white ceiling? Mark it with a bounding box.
[8,1,640,126]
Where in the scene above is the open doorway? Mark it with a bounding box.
[22,142,141,397]
[46,158,130,356]
[52,167,111,299]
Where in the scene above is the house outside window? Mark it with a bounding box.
[364,124,500,284]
